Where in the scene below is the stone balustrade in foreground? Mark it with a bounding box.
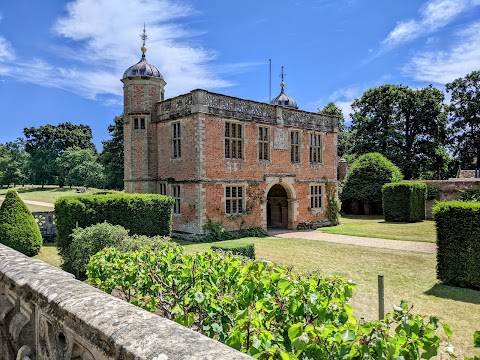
[0,244,252,360]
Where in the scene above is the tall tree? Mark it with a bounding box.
[56,147,105,188]
[0,139,30,187]
[350,84,448,180]
[446,70,480,169]
[318,102,351,157]
[23,122,95,186]
[99,115,124,190]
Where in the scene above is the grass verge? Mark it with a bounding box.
[318,215,436,243]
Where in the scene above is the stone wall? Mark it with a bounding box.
[0,244,251,360]
[420,179,480,218]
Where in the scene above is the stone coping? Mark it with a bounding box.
[0,244,252,359]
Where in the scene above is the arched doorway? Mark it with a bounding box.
[266,184,288,228]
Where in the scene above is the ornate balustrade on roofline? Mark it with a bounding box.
[0,244,252,360]
[155,89,338,133]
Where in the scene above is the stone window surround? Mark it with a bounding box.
[309,183,325,213]
[223,183,246,215]
[224,120,244,160]
[171,121,182,159]
[171,184,181,215]
[258,125,270,161]
[290,129,301,163]
[309,131,323,164]
[158,181,167,196]
[133,116,146,130]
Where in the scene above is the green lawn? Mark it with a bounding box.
[318,215,437,242]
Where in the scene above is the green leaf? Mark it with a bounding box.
[292,332,309,350]
[211,323,222,333]
[442,323,453,337]
[194,291,205,304]
[474,330,480,348]
[280,350,297,360]
[288,323,303,341]
[225,331,243,350]
[340,330,356,342]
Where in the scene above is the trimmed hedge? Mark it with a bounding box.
[433,201,480,290]
[55,193,173,273]
[211,243,255,259]
[382,182,427,222]
[0,190,43,256]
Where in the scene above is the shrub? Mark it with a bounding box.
[211,243,255,259]
[68,222,129,274]
[433,201,480,290]
[341,153,402,214]
[382,182,427,222]
[87,244,452,359]
[55,193,173,273]
[0,190,42,256]
[201,218,267,242]
[325,181,341,225]
[460,188,480,202]
[116,234,173,252]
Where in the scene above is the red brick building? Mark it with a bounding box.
[122,37,339,234]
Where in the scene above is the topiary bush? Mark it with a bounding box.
[68,222,130,274]
[433,201,480,290]
[55,193,173,273]
[211,243,255,259]
[341,153,402,215]
[0,189,42,256]
[382,182,427,222]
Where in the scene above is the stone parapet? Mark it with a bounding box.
[156,89,338,133]
[0,244,252,360]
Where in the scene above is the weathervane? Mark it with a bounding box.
[140,23,148,55]
[280,65,286,90]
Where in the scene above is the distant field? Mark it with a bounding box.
[318,215,436,243]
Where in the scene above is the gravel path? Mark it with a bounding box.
[0,196,54,208]
[267,229,436,253]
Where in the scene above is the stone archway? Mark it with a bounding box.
[266,184,289,228]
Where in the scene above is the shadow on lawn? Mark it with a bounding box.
[425,284,480,305]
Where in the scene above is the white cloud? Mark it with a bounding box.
[0,0,243,102]
[0,37,14,62]
[381,0,478,49]
[403,22,480,84]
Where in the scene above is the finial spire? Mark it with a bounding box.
[280,65,286,91]
[140,23,148,55]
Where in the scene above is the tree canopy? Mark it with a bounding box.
[56,147,105,188]
[0,139,30,187]
[349,84,448,180]
[23,122,95,186]
[341,152,402,210]
[99,115,124,190]
[446,70,480,169]
[318,102,351,157]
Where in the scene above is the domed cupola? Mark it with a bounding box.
[270,66,298,109]
[123,26,164,80]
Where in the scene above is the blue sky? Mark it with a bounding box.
[1,0,479,149]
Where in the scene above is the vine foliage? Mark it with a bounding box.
[87,244,454,359]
